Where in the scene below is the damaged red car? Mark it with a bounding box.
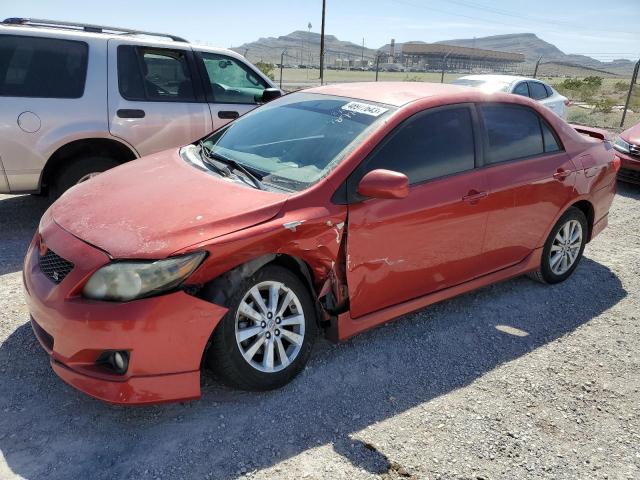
[24,82,619,405]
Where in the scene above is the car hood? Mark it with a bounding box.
[51,148,289,259]
[621,123,640,145]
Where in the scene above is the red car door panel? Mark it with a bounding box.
[346,169,489,319]
[482,152,577,270]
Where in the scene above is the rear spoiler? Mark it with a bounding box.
[569,124,612,142]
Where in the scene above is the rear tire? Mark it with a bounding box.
[50,156,120,200]
[206,265,317,391]
[528,207,588,284]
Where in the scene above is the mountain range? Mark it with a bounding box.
[233,31,634,76]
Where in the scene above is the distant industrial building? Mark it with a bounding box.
[401,42,525,71]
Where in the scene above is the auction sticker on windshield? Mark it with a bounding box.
[341,101,388,117]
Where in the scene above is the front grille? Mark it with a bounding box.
[39,249,74,284]
[618,167,640,184]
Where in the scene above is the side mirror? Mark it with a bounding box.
[261,88,282,103]
[357,169,409,200]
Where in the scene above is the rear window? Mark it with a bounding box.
[480,104,544,163]
[117,45,196,102]
[528,81,549,100]
[480,104,562,164]
[0,35,88,98]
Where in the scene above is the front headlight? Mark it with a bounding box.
[613,136,631,154]
[82,252,206,302]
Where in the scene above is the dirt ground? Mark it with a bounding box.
[0,184,639,480]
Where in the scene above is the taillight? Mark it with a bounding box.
[612,155,621,172]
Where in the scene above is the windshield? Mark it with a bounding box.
[201,92,395,192]
[452,78,511,93]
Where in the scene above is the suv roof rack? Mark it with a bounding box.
[2,17,189,43]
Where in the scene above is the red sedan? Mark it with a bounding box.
[613,121,640,184]
[24,82,619,405]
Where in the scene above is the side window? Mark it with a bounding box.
[544,84,554,97]
[541,120,561,153]
[0,35,87,98]
[200,53,266,104]
[117,46,196,102]
[528,81,549,100]
[363,106,475,185]
[512,82,529,97]
[480,104,544,164]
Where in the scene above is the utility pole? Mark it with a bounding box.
[319,0,326,85]
[361,37,364,62]
[280,49,286,89]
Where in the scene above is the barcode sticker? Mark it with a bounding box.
[341,101,388,117]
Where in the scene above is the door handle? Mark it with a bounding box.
[117,109,145,119]
[462,190,487,204]
[553,168,571,180]
[218,110,240,119]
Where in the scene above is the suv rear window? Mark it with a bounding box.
[117,45,196,102]
[0,35,88,98]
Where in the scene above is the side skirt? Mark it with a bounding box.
[336,247,543,341]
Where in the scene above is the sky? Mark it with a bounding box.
[2,0,639,61]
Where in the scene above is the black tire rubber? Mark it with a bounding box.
[50,156,120,200]
[528,206,588,284]
[206,264,317,391]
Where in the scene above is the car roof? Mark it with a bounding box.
[456,74,543,84]
[304,82,475,107]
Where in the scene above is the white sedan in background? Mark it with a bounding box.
[452,74,569,118]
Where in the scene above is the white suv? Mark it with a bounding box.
[0,18,281,197]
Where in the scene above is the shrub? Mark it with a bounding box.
[593,98,615,113]
[614,81,629,92]
[583,76,603,88]
[255,61,275,81]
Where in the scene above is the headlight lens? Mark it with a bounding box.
[83,252,206,302]
[613,136,630,154]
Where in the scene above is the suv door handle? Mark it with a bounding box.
[553,168,571,180]
[218,110,240,119]
[462,190,487,204]
[117,109,145,119]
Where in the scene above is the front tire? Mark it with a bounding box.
[529,207,588,284]
[206,265,317,391]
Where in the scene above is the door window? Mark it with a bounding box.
[528,81,549,100]
[117,46,196,102]
[480,104,562,164]
[0,35,87,98]
[361,106,475,185]
[512,82,529,97]
[200,53,266,104]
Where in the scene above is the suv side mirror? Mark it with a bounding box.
[357,169,409,199]
[261,88,282,103]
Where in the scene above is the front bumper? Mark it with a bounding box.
[615,151,640,184]
[23,213,227,405]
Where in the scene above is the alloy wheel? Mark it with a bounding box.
[549,219,583,275]
[235,281,306,373]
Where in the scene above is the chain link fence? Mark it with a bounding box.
[247,48,640,132]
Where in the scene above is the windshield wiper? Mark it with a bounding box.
[198,141,229,178]
[198,142,264,190]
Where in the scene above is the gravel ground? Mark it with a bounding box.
[0,185,638,480]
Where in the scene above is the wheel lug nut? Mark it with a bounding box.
[266,332,271,339]
[276,317,281,324]
[260,321,266,328]
[267,312,273,319]
[275,329,280,336]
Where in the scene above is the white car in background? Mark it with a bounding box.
[452,74,569,118]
